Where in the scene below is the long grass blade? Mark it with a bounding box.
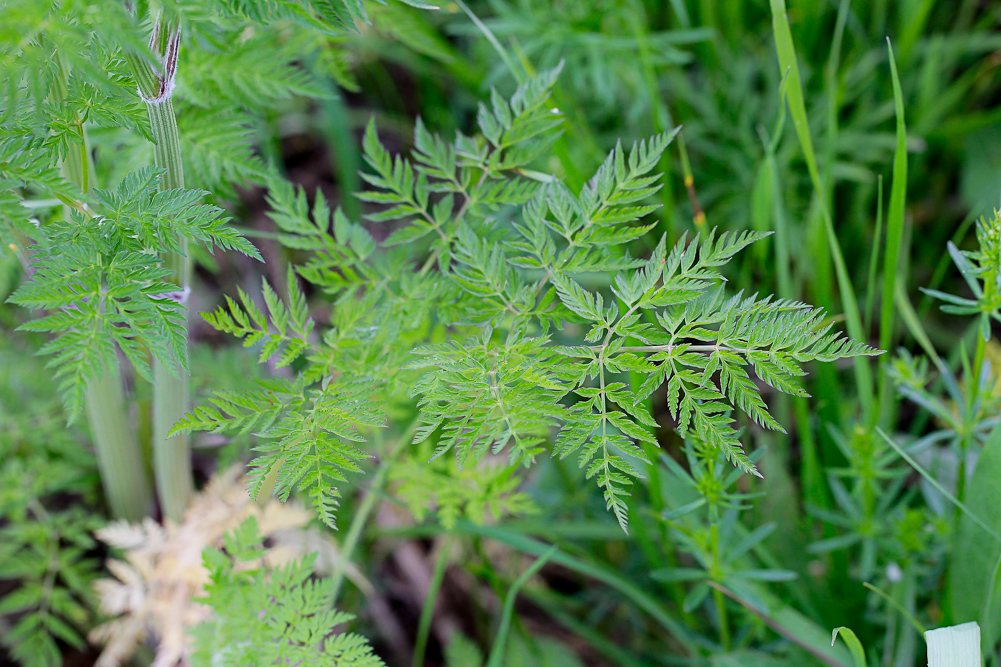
[412,535,455,667]
[453,520,704,653]
[877,39,909,425]
[768,0,874,415]
[862,582,927,635]
[709,582,851,667]
[453,0,523,83]
[864,176,884,334]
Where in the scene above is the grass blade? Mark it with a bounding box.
[864,176,884,336]
[768,0,875,416]
[875,427,1001,542]
[831,626,867,667]
[709,581,851,667]
[412,535,455,667]
[453,520,704,653]
[877,39,909,424]
[862,582,927,635]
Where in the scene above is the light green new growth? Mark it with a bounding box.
[181,68,879,533]
[191,517,385,667]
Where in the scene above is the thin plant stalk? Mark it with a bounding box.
[54,56,154,521]
[706,458,731,649]
[330,422,416,603]
[411,534,454,667]
[484,546,558,667]
[127,16,193,520]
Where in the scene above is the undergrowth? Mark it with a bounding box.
[3,1,1001,666]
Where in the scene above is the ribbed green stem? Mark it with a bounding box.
[85,369,154,520]
[128,15,193,521]
[54,55,154,520]
[147,96,193,522]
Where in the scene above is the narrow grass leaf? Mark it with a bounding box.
[831,627,866,667]
[485,546,558,667]
[878,39,908,384]
[862,582,927,635]
[876,426,1001,542]
[768,0,874,414]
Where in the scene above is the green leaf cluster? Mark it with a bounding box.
[923,210,1001,340]
[191,517,385,667]
[190,67,878,533]
[7,166,260,418]
[0,340,103,667]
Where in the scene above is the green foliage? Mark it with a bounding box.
[188,67,876,538]
[949,423,1001,645]
[191,517,385,667]
[0,340,103,667]
[653,445,796,607]
[7,1,1001,665]
[390,440,537,529]
[6,166,260,418]
[922,211,1001,341]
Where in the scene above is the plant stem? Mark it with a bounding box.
[330,423,415,603]
[128,17,193,520]
[706,458,731,650]
[53,54,154,520]
[412,534,454,667]
[149,96,193,521]
[85,369,155,520]
[485,546,558,667]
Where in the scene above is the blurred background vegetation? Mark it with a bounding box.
[4,0,1001,665]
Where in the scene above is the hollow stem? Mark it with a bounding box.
[129,17,193,520]
[85,369,155,520]
[149,97,193,521]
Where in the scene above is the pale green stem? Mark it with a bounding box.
[148,98,193,521]
[85,370,155,520]
[329,464,390,603]
[54,55,154,520]
[706,458,730,650]
[485,546,558,667]
[128,16,193,520]
[330,424,415,603]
